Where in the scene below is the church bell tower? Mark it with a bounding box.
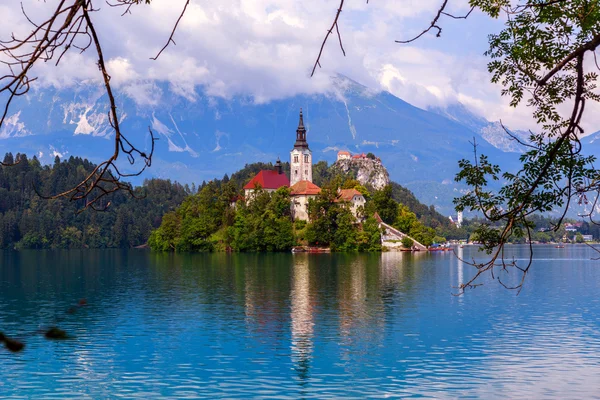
[290,109,312,186]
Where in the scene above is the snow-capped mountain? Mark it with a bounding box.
[430,103,531,153]
[0,75,519,214]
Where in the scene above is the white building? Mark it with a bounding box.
[337,150,351,161]
[336,189,366,220]
[290,109,312,186]
[290,180,321,221]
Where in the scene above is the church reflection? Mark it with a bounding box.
[241,252,428,387]
[289,254,314,385]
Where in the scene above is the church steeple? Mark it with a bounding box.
[290,108,313,186]
[294,108,309,150]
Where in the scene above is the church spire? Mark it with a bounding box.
[294,108,309,149]
[298,108,305,131]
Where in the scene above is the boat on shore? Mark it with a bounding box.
[292,246,331,253]
[428,244,452,252]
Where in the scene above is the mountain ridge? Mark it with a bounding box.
[0,74,520,215]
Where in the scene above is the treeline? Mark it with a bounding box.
[148,181,382,253]
[0,154,466,251]
[149,163,466,253]
[463,214,599,244]
[0,153,189,249]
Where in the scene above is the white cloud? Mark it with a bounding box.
[0,0,595,133]
[49,145,68,159]
[106,58,139,86]
[123,82,163,107]
[0,111,30,139]
[213,130,228,152]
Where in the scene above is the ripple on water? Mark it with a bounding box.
[1,249,600,398]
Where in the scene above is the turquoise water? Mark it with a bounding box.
[1,246,600,398]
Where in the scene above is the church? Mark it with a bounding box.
[243,109,365,221]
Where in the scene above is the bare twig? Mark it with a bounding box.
[151,0,190,60]
[311,0,345,77]
[396,0,449,43]
[0,0,156,212]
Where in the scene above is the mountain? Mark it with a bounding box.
[430,102,531,153]
[0,75,519,215]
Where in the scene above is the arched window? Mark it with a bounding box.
[304,154,309,163]
[294,155,299,163]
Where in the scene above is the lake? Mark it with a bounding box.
[1,246,600,398]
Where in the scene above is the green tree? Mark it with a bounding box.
[401,237,414,249]
[357,217,382,252]
[332,208,358,251]
[394,204,418,234]
[446,1,600,291]
[306,187,341,247]
[60,226,82,249]
[372,185,398,224]
[148,211,181,251]
[229,187,294,252]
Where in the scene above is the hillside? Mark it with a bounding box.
[1,75,520,215]
[0,153,189,249]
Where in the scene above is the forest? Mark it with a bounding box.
[1,153,590,251]
[0,153,189,249]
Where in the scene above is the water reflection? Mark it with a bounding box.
[1,248,600,398]
[457,245,464,287]
[290,255,314,385]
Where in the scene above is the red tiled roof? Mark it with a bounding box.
[337,188,363,202]
[338,150,350,155]
[290,180,321,196]
[373,212,383,223]
[243,170,290,190]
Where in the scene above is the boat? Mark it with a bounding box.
[555,245,565,248]
[292,246,331,253]
[428,244,452,252]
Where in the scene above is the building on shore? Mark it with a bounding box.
[291,180,321,221]
[243,158,289,201]
[335,189,366,220]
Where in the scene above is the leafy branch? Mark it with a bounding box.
[452,0,600,293]
[312,0,600,293]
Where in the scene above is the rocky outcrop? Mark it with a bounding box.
[331,158,390,190]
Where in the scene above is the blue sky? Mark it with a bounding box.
[0,0,597,135]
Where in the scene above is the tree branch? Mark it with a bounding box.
[151,0,190,60]
[311,0,345,77]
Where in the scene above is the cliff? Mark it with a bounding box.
[331,158,390,190]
